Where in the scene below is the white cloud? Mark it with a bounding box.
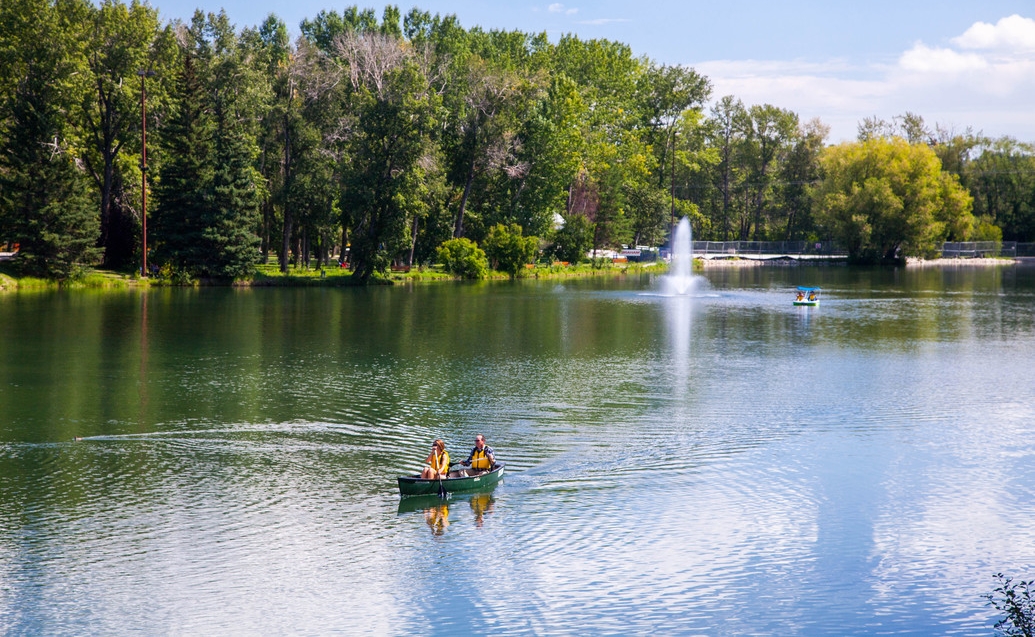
[546,3,578,15]
[697,16,1035,143]
[898,43,987,73]
[952,14,1035,51]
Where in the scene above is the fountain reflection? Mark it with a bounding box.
[665,295,693,396]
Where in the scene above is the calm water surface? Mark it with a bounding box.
[1,266,1034,635]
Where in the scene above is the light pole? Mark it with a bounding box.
[670,127,678,237]
[671,129,675,228]
[138,69,155,277]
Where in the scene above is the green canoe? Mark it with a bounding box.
[397,462,505,497]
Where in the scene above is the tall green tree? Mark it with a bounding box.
[152,51,213,271]
[507,74,585,236]
[152,11,263,278]
[446,58,529,238]
[206,98,261,278]
[72,0,171,269]
[258,21,345,271]
[704,96,748,240]
[0,0,101,278]
[550,35,650,254]
[778,118,828,240]
[742,104,798,240]
[334,29,439,281]
[242,14,290,264]
[197,11,265,277]
[965,137,1035,241]
[636,62,711,190]
[815,138,974,261]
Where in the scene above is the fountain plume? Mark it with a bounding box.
[661,217,698,295]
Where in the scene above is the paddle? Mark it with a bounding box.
[438,462,462,499]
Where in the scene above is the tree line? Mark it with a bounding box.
[2,1,1034,280]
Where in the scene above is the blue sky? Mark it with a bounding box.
[154,0,1035,142]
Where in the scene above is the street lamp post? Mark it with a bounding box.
[138,69,155,277]
[670,127,677,235]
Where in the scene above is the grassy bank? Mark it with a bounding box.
[0,265,154,292]
[390,260,667,283]
[0,259,668,291]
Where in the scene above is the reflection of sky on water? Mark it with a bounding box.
[2,268,1034,634]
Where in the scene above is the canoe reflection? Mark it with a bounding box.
[397,492,497,533]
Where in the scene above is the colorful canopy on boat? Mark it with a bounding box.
[796,286,821,292]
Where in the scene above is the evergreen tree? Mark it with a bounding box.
[6,152,101,279]
[0,0,101,279]
[205,106,261,278]
[153,12,263,279]
[152,52,214,272]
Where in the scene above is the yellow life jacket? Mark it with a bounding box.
[430,450,450,475]
[470,447,492,470]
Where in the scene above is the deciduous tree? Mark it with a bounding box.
[814,138,974,261]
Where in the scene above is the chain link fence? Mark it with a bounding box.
[940,242,1035,257]
[692,241,846,256]
[689,240,1035,259]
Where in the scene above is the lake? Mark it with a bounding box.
[1,265,1033,635]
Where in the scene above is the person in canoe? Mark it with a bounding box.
[796,291,805,302]
[420,439,450,480]
[459,434,496,475]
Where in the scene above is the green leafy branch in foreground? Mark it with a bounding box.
[988,573,1035,637]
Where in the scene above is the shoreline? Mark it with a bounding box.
[904,257,1020,267]
[698,256,1023,268]
[3,256,1027,292]
[0,262,666,292]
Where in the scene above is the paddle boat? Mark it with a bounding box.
[397,462,505,498]
[793,286,820,306]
